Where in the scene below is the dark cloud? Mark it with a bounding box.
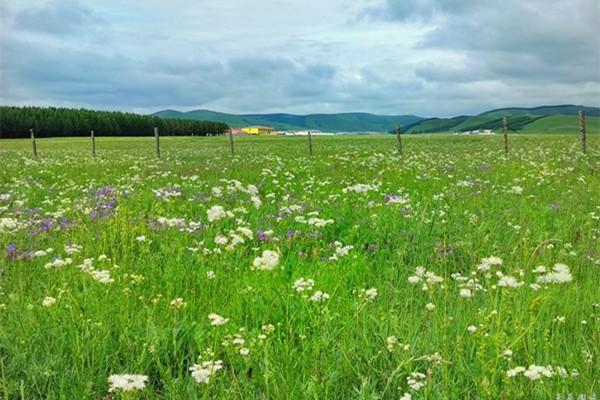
[13,0,104,36]
[0,0,598,115]
[368,0,600,88]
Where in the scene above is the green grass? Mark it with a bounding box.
[0,135,599,399]
[520,115,600,134]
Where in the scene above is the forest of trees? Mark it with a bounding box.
[0,106,229,138]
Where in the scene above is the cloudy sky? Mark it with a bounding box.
[1,0,599,116]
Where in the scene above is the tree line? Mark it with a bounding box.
[0,106,229,138]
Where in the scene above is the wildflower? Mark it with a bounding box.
[42,296,56,307]
[329,242,353,260]
[6,244,17,259]
[406,372,427,391]
[207,205,227,222]
[506,366,526,378]
[293,278,315,292]
[510,186,523,194]
[170,298,187,308]
[537,263,572,284]
[497,276,523,288]
[467,325,478,334]
[206,270,215,279]
[135,235,146,242]
[64,244,82,254]
[189,360,223,384]
[477,256,503,272]
[310,291,330,302]
[208,313,229,326]
[252,250,280,271]
[386,336,398,352]
[44,257,73,269]
[107,374,148,392]
[359,288,378,301]
[523,365,553,380]
[90,269,114,284]
[459,288,473,298]
[400,393,412,400]
[239,348,250,356]
[425,303,436,311]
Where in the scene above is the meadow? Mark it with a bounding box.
[0,134,598,399]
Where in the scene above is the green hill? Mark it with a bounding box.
[405,105,599,134]
[519,115,600,134]
[153,105,599,134]
[153,110,422,132]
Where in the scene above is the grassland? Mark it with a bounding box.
[0,135,599,399]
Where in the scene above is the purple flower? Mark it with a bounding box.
[6,244,17,259]
[257,230,267,242]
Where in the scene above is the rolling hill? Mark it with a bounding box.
[405,105,600,134]
[153,110,422,132]
[154,105,600,134]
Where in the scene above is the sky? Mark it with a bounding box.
[0,0,599,117]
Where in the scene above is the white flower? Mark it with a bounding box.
[42,296,56,307]
[208,313,229,326]
[425,303,436,311]
[523,365,552,380]
[293,278,315,292]
[510,185,523,194]
[498,276,523,288]
[406,372,427,391]
[400,393,412,400]
[189,360,223,384]
[64,244,82,254]
[207,205,227,222]
[477,256,503,272]
[459,288,473,298]
[506,366,526,377]
[170,298,187,308]
[239,348,250,356]
[206,270,215,279]
[90,269,114,284]
[310,291,330,302]
[250,196,262,209]
[44,257,73,269]
[135,235,146,242]
[537,263,572,284]
[108,374,148,392]
[467,325,478,333]
[252,250,280,271]
[359,288,378,301]
[386,336,398,352]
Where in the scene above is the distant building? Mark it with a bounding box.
[456,129,496,135]
[241,126,275,135]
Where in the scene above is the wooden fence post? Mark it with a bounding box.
[154,127,160,158]
[396,124,402,154]
[30,128,37,157]
[503,117,509,154]
[308,130,313,157]
[91,130,96,156]
[228,128,235,156]
[579,111,586,154]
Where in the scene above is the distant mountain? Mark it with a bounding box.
[153,109,422,132]
[405,105,600,134]
[153,105,600,134]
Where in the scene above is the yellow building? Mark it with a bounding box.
[241,126,275,135]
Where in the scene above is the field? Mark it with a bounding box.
[0,135,599,399]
